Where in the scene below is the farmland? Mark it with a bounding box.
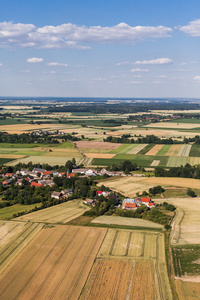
[15,200,90,224]
[93,228,173,300]
[0,225,106,300]
[81,259,157,300]
[97,176,200,198]
[155,197,200,245]
[0,203,42,220]
[0,221,43,274]
[91,215,163,229]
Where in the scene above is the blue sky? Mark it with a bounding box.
[0,0,200,97]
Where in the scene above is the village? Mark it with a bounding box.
[0,166,155,210]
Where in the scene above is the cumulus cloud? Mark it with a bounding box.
[0,21,173,49]
[47,62,68,67]
[135,58,172,65]
[130,68,149,72]
[27,57,43,63]
[117,62,131,66]
[194,76,200,81]
[180,19,200,36]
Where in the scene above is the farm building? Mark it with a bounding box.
[84,198,95,206]
[51,191,61,200]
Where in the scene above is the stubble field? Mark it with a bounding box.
[0,225,106,300]
[15,200,90,224]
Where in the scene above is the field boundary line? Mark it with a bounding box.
[0,223,19,241]
[109,230,119,256]
[125,232,132,256]
[125,260,135,300]
[140,232,146,257]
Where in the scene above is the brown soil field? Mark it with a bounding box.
[0,154,26,158]
[0,225,106,300]
[84,153,116,158]
[129,261,157,300]
[146,144,164,155]
[81,259,134,300]
[75,141,121,150]
[165,144,182,156]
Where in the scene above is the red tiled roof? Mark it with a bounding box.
[6,173,13,176]
[30,182,43,187]
[97,191,103,194]
[42,171,51,175]
[148,203,155,206]
[125,203,137,208]
[141,197,151,203]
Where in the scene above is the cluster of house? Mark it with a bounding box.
[122,197,156,210]
[84,190,113,206]
[72,168,127,177]
[32,130,65,136]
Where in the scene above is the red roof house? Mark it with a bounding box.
[30,182,43,187]
[141,197,151,203]
[125,203,137,209]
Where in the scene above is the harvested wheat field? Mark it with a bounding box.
[128,144,148,154]
[155,197,200,244]
[81,259,135,300]
[15,200,90,224]
[177,144,191,157]
[165,144,182,156]
[84,153,116,158]
[150,160,160,166]
[0,225,106,300]
[92,215,163,229]
[75,141,121,150]
[0,221,43,275]
[145,122,200,129]
[146,144,164,156]
[98,228,165,260]
[98,176,200,198]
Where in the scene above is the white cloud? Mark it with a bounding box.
[0,63,2,66]
[117,62,130,66]
[194,76,200,81]
[27,57,43,63]
[180,19,200,36]
[91,78,106,81]
[132,75,142,78]
[0,21,173,49]
[130,68,149,72]
[47,62,68,67]
[135,58,172,65]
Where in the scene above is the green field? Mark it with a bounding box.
[56,141,74,149]
[138,144,154,154]
[173,245,200,277]
[7,155,82,166]
[156,144,171,156]
[167,118,200,124]
[0,158,14,165]
[93,154,168,167]
[189,144,200,157]
[109,144,138,154]
[0,203,42,220]
[0,118,29,125]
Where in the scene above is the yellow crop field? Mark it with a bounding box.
[175,279,200,300]
[0,225,106,300]
[145,122,200,129]
[7,155,82,166]
[155,197,200,245]
[97,176,156,197]
[92,215,163,229]
[0,221,43,274]
[15,200,90,224]
[146,144,164,155]
[84,153,116,158]
[165,144,182,156]
[93,228,172,300]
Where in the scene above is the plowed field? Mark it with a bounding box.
[0,225,106,300]
[146,144,164,156]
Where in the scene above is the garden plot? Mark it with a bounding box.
[177,144,191,157]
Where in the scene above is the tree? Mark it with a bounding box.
[187,188,196,197]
